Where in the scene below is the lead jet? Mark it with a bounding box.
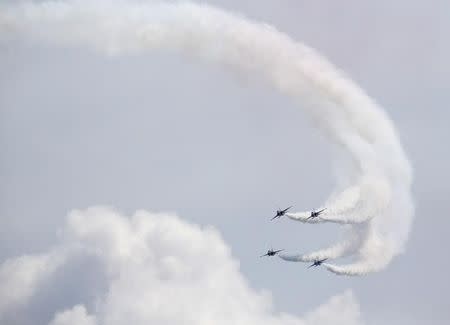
[271,206,292,220]
[306,208,326,220]
[260,249,284,257]
[308,258,328,268]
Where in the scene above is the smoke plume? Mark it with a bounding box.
[0,0,413,275]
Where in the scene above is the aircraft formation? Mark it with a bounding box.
[261,206,328,270]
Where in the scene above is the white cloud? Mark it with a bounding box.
[0,207,363,325]
[304,290,362,325]
[0,251,64,316]
[49,305,97,325]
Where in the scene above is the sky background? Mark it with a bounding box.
[1,0,450,324]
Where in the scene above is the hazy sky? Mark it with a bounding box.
[1,1,449,324]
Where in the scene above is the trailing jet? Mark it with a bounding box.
[308,258,328,268]
[260,249,284,257]
[306,208,326,220]
[271,206,292,220]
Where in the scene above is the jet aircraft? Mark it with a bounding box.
[306,208,326,220]
[260,249,284,257]
[271,206,292,220]
[308,258,328,268]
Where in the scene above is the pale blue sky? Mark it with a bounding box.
[1,1,449,324]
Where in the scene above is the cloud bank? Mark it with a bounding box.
[0,207,363,325]
[0,0,413,276]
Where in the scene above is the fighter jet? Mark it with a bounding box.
[271,206,292,220]
[306,208,326,220]
[260,249,284,257]
[308,258,328,268]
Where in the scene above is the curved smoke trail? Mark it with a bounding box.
[0,0,413,275]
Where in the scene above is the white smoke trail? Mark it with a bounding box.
[280,224,368,263]
[0,0,414,275]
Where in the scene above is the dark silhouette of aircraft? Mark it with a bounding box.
[260,249,284,257]
[271,206,292,220]
[308,258,328,268]
[306,208,326,220]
